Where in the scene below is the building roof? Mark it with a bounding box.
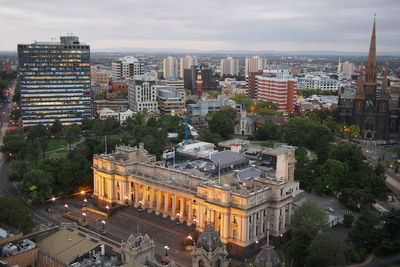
[235,166,264,182]
[204,150,247,169]
[36,228,103,264]
[97,107,118,114]
[195,225,222,252]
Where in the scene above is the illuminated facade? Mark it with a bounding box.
[93,145,299,258]
[17,36,92,127]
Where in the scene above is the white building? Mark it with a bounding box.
[245,56,264,76]
[112,56,144,80]
[297,75,339,91]
[220,57,239,76]
[128,79,158,112]
[97,107,119,120]
[156,86,185,114]
[180,55,197,78]
[337,60,354,80]
[163,56,179,79]
[119,109,135,124]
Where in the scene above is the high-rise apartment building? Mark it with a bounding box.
[337,60,354,80]
[246,71,263,99]
[220,57,239,76]
[179,55,197,78]
[17,36,92,127]
[128,79,158,112]
[111,56,144,80]
[255,73,297,113]
[245,56,264,76]
[163,56,178,79]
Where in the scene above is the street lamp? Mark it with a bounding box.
[101,220,106,232]
[164,245,169,256]
[82,212,86,222]
[83,198,88,207]
[64,204,69,213]
[52,197,58,216]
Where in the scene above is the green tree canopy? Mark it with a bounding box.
[305,232,346,267]
[291,200,329,234]
[0,197,37,234]
[208,111,235,139]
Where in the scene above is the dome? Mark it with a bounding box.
[196,225,221,252]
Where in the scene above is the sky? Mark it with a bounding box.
[0,0,399,53]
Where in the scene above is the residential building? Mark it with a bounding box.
[2,59,12,73]
[255,74,298,113]
[111,56,144,80]
[338,60,354,80]
[246,71,263,99]
[156,86,185,115]
[111,80,128,91]
[159,78,185,91]
[93,144,300,258]
[163,56,178,79]
[297,75,339,91]
[180,55,197,78]
[17,35,92,127]
[220,57,239,76]
[91,67,110,86]
[245,56,264,76]
[128,79,158,112]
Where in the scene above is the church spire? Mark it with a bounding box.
[365,16,377,84]
[380,65,390,99]
[356,67,365,99]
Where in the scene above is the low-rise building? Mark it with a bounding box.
[156,86,185,115]
[93,99,129,115]
[93,144,300,259]
[297,75,339,91]
[97,107,119,120]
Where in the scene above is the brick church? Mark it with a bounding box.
[337,19,398,140]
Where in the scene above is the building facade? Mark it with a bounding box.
[128,79,158,112]
[112,56,144,80]
[163,56,179,79]
[93,145,299,258]
[245,56,264,76]
[246,71,263,99]
[297,75,339,91]
[180,55,197,78]
[17,36,92,127]
[255,76,298,113]
[156,86,185,114]
[220,57,239,76]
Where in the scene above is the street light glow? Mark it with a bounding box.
[51,197,56,201]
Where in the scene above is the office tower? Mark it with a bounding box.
[220,56,239,76]
[245,56,264,76]
[255,73,298,113]
[184,65,219,95]
[179,55,197,78]
[111,56,144,80]
[156,86,185,114]
[338,60,354,80]
[163,56,178,79]
[128,79,158,112]
[17,35,91,127]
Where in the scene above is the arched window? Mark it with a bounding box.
[199,259,204,267]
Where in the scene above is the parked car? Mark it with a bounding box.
[325,207,335,213]
[45,207,54,213]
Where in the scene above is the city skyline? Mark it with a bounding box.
[0,0,399,53]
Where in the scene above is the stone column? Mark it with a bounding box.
[281,207,286,231]
[134,183,139,207]
[163,192,169,218]
[148,188,154,211]
[274,209,280,234]
[142,186,147,208]
[156,190,162,215]
[179,197,185,222]
[187,200,193,226]
[253,213,257,238]
[260,211,264,235]
[242,216,248,243]
[171,195,177,221]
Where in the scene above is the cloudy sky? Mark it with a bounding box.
[0,0,399,53]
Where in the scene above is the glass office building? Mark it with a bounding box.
[17,36,92,127]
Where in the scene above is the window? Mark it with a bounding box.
[116,181,119,187]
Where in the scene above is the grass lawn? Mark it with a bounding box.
[46,138,79,152]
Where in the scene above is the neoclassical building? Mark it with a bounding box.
[93,144,299,258]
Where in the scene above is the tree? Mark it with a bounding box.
[27,141,40,167]
[315,159,348,195]
[305,233,346,267]
[208,111,234,139]
[289,228,314,266]
[0,197,37,234]
[0,132,27,160]
[20,169,54,203]
[231,93,252,106]
[349,209,382,253]
[27,125,49,141]
[376,210,400,256]
[50,119,63,138]
[7,160,28,182]
[294,147,318,191]
[255,120,279,140]
[291,200,329,235]
[64,127,77,150]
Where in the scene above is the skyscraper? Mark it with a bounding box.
[220,56,239,76]
[179,55,197,78]
[163,56,178,79]
[245,56,264,76]
[17,35,92,127]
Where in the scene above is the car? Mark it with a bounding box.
[45,207,54,213]
[325,207,335,213]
